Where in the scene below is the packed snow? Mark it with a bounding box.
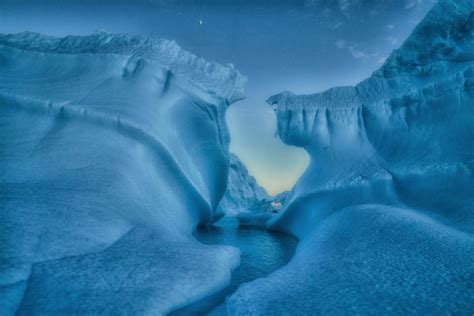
[0,32,246,315]
[228,0,474,314]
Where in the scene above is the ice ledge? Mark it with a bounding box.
[267,87,360,110]
[0,32,247,104]
[266,87,362,147]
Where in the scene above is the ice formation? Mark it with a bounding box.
[0,32,246,315]
[217,154,286,228]
[217,153,272,216]
[228,0,474,314]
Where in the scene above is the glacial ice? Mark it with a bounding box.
[217,153,273,217]
[0,32,246,315]
[228,0,474,314]
[217,153,286,228]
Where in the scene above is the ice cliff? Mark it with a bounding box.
[217,153,273,216]
[0,32,246,315]
[228,0,474,314]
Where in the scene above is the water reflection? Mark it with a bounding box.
[170,216,297,315]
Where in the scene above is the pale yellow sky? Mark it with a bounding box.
[227,101,309,196]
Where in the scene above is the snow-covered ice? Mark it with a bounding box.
[0,32,246,315]
[217,153,286,228]
[228,0,474,314]
[2,0,474,313]
[217,153,273,217]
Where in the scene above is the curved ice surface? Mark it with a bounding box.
[0,32,245,315]
[0,32,246,104]
[229,0,474,314]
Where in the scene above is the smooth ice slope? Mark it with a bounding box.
[0,32,246,315]
[217,153,272,216]
[228,0,474,314]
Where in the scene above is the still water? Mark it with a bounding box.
[170,216,298,315]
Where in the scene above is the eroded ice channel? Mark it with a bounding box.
[171,217,298,315]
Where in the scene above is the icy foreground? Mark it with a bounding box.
[0,32,246,315]
[229,0,474,314]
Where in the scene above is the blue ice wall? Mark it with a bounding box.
[0,32,246,315]
[229,0,474,314]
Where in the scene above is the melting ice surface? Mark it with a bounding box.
[171,217,298,315]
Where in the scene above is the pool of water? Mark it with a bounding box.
[170,216,298,315]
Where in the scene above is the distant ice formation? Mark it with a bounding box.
[0,32,246,315]
[217,153,288,228]
[218,153,273,216]
[228,0,474,314]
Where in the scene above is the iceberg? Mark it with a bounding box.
[217,153,273,217]
[0,32,246,315]
[218,153,285,228]
[228,0,474,314]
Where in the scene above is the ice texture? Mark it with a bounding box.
[0,32,246,315]
[228,0,474,314]
[217,153,284,228]
[217,153,272,217]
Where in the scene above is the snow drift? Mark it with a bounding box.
[0,32,246,315]
[228,0,474,314]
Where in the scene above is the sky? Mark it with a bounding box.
[0,0,436,195]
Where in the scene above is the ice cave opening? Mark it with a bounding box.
[2,0,474,314]
[169,142,302,314]
[0,30,306,315]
